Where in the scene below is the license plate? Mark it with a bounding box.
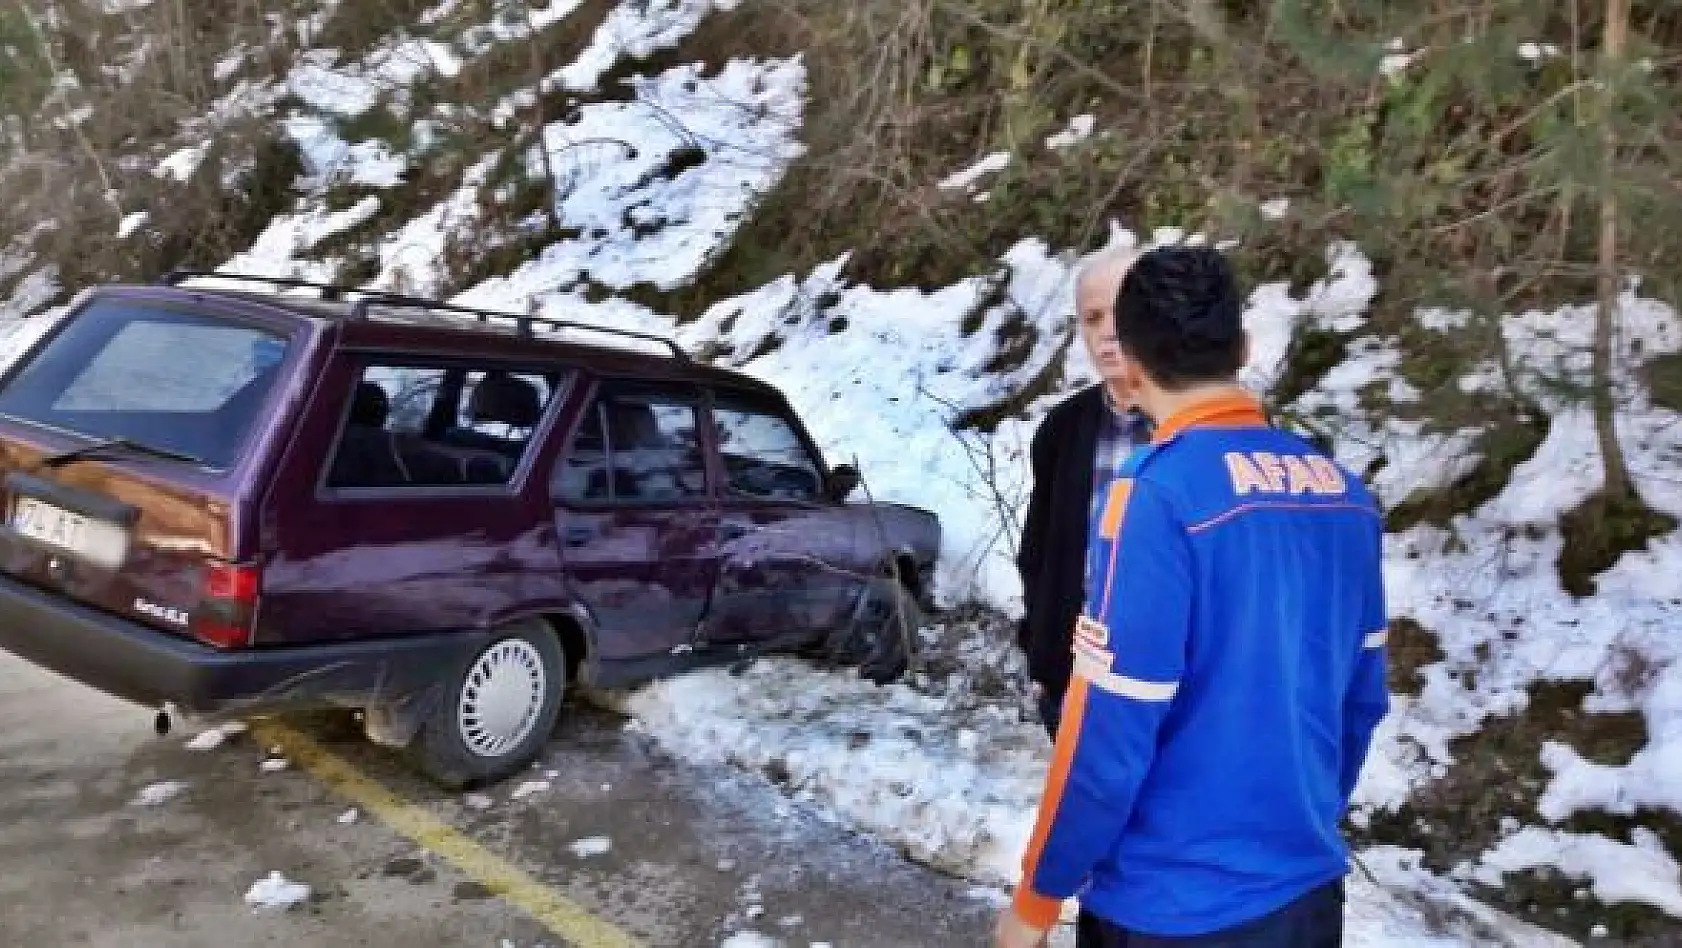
[10,496,128,568]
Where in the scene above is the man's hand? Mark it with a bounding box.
[992,907,1050,948]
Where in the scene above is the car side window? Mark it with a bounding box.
[554,391,708,504]
[712,403,824,501]
[325,363,555,490]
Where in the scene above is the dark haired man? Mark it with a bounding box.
[994,246,1391,948]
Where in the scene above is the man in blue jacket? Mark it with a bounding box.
[994,246,1391,947]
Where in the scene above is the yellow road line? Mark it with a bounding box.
[254,722,644,948]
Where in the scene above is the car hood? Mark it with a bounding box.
[844,499,941,561]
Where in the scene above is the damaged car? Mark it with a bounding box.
[0,273,940,788]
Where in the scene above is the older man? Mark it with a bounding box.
[1016,247,1153,738]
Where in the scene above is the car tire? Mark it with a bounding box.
[411,619,566,791]
[825,578,921,684]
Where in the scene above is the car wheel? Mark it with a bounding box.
[825,578,922,684]
[411,619,566,791]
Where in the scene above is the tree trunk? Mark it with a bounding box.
[1593,0,1632,501]
[525,9,566,237]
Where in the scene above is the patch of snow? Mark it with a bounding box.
[244,870,311,910]
[184,721,247,751]
[460,0,590,56]
[567,836,612,857]
[286,36,465,117]
[1310,242,1381,331]
[463,792,495,810]
[154,142,211,182]
[418,0,463,25]
[938,152,1011,192]
[1044,114,1095,150]
[1381,51,1418,78]
[511,779,550,799]
[1519,43,1561,63]
[1259,198,1290,220]
[1417,308,1473,331]
[337,808,360,824]
[1354,847,1579,946]
[283,115,409,187]
[0,268,61,320]
[49,105,93,131]
[117,211,150,239]
[1467,827,1682,916]
[218,193,385,283]
[260,757,290,773]
[457,57,806,298]
[559,0,736,93]
[131,780,189,806]
[212,46,248,83]
[718,934,779,948]
[629,658,1042,883]
[99,0,156,12]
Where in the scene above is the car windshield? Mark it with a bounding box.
[0,299,290,471]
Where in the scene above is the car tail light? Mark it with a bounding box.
[194,561,262,649]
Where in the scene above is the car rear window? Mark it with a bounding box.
[0,299,290,471]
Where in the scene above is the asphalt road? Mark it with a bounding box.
[0,655,1004,947]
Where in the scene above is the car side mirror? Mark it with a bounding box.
[824,463,860,502]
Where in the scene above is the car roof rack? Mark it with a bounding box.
[156,270,689,362]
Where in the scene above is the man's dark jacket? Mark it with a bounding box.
[1016,384,1109,705]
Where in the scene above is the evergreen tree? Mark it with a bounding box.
[1271,0,1681,556]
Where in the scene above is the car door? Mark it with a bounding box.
[550,380,721,663]
[699,390,860,647]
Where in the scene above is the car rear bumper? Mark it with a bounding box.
[0,572,485,717]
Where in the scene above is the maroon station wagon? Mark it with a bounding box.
[0,273,940,787]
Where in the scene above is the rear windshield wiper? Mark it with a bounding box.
[42,437,207,469]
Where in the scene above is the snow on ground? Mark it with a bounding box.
[512,779,551,799]
[1044,114,1095,150]
[560,0,743,93]
[1460,828,1682,917]
[567,836,612,858]
[938,151,1011,191]
[1371,293,1682,808]
[717,933,779,948]
[183,720,248,751]
[130,780,189,806]
[243,870,311,909]
[626,649,1576,946]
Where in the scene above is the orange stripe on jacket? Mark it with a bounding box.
[1096,479,1132,618]
[1013,675,1093,929]
[1098,478,1132,540]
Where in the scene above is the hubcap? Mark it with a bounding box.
[457,639,547,758]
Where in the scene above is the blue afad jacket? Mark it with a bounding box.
[1011,393,1391,937]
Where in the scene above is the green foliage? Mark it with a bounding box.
[1269,0,1384,80]
[0,8,51,117]
[334,99,414,151]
